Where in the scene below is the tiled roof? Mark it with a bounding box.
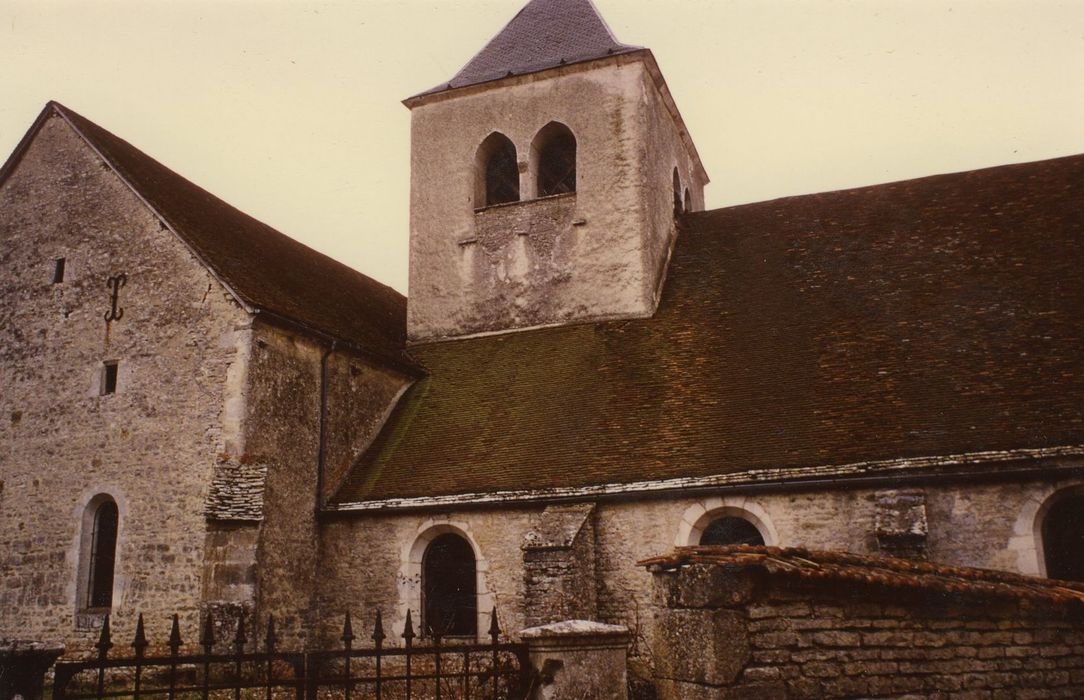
[335,153,1084,504]
[415,0,641,97]
[639,545,1084,606]
[22,103,411,366]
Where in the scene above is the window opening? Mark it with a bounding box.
[422,533,477,637]
[87,500,119,609]
[478,133,519,207]
[684,188,692,214]
[101,361,118,395]
[53,258,66,284]
[534,123,577,197]
[673,169,683,216]
[1042,495,1084,580]
[700,516,765,546]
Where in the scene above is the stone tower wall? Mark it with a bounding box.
[406,55,704,342]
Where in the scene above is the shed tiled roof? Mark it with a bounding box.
[639,545,1084,606]
[415,0,641,97]
[26,102,410,365]
[335,153,1084,504]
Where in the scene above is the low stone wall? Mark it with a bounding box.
[645,547,1084,699]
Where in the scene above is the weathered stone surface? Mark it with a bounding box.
[647,558,1084,698]
[876,489,929,559]
[653,608,749,686]
[406,54,706,342]
[205,457,268,522]
[523,620,630,700]
[652,564,758,610]
[0,111,251,656]
[523,503,597,626]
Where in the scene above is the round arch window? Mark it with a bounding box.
[1042,494,1084,580]
[422,533,477,637]
[699,516,765,547]
[533,122,577,197]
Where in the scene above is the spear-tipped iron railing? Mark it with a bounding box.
[53,607,531,700]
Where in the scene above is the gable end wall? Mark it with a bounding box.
[0,113,253,654]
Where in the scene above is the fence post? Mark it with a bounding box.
[0,641,65,700]
[520,621,630,700]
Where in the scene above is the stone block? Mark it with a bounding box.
[653,608,749,686]
[522,620,629,700]
[653,564,758,609]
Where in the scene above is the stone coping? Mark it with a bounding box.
[520,620,629,639]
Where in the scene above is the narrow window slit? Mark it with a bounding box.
[101,361,119,395]
[53,257,66,284]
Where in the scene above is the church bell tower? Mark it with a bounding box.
[403,0,708,343]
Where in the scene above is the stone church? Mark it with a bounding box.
[2,0,1083,689]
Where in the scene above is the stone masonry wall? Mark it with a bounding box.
[246,322,410,648]
[522,504,598,627]
[650,562,1084,699]
[407,56,700,341]
[316,474,1082,686]
[0,113,251,656]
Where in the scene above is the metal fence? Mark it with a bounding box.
[53,608,532,700]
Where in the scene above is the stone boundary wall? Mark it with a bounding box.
[649,561,1084,699]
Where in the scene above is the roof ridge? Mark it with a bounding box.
[692,150,1084,218]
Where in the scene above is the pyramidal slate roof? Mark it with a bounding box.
[417,0,641,97]
[1,102,412,368]
[333,153,1084,507]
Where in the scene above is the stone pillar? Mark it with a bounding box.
[0,641,64,700]
[521,503,598,627]
[521,620,629,700]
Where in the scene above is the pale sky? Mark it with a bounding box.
[2,0,1083,293]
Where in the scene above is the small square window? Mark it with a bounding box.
[101,362,118,395]
[53,258,66,284]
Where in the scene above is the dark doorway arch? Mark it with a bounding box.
[87,498,119,609]
[533,122,577,197]
[700,516,765,547]
[476,132,520,207]
[1042,494,1084,580]
[422,533,477,637]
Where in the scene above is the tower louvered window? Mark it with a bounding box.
[478,133,520,207]
[534,122,576,197]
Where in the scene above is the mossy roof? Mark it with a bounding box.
[335,153,1084,504]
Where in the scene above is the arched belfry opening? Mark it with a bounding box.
[699,516,765,547]
[422,532,478,637]
[532,122,577,197]
[476,132,519,207]
[1042,493,1084,580]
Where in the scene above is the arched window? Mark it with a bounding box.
[533,122,577,197]
[684,188,692,214]
[673,168,683,216]
[422,533,477,637]
[700,516,765,547]
[86,499,119,609]
[476,132,519,207]
[1042,494,1084,580]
